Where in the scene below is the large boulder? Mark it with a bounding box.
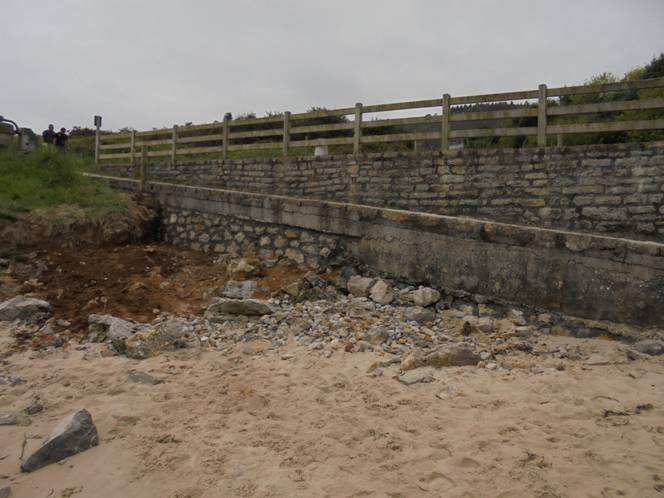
[219,280,258,299]
[205,298,273,323]
[88,314,144,342]
[21,409,98,472]
[401,343,480,371]
[0,296,51,324]
[407,287,441,307]
[121,318,200,360]
[346,276,375,298]
[369,279,394,305]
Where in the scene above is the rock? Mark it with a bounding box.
[397,370,435,386]
[366,328,390,345]
[227,258,261,278]
[509,309,527,326]
[205,299,273,322]
[401,343,480,370]
[282,280,305,298]
[0,412,31,426]
[24,398,43,415]
[284,248,305,265]
[369,279,394,305]
[632,339,664,356]
[404,306,436,323]
[461,319,474,336]
[122,319,200,359]
[21,409,98,473]
[347,276,375,297]
[435,295,454,311]
[0,486,10,498]
[303,271,325,288]
[408,287,441,307]
[88,314,143,343]
[513,326,535,338]
[219,280,258,299]
[127,370,163,385]
[477,317,495,333]
[477,303,495,316]
[0,296,51,324]
[297,286,343,302]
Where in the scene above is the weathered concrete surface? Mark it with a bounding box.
[90,174,664,327]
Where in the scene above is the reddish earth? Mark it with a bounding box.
[1,243,306,347]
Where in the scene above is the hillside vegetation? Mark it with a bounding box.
[0,147,126,219]
[69,53,664,159]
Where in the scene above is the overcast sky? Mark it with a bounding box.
[2,0,663,132]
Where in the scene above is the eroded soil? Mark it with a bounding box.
[1,244,305,348]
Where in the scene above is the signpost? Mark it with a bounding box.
[94,115,102,165]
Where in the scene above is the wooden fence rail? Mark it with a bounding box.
[97,77,664,164]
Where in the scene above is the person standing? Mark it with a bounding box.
[42,124,56,146]
[54,127,68,151]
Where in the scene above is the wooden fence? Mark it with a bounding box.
[96,77,664,164]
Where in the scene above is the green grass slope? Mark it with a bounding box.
[0,147,126,219]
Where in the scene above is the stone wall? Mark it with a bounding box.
[101,141,664,241]
[93,174,664,328]
[161,207,339,271]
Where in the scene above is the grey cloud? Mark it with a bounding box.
[2,0,662,132]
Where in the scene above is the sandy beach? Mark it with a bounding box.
[2,325,663,498]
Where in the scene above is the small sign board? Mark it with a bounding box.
[94,115,102,127]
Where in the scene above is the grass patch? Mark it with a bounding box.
[0,147,128,218]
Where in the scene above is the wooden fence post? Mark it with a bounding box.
[283,111,291,158]
[557,134,563,147]
[538,84,547,147]
[140,145,147,192]
[353,102,363,155]
[130,130,136,165]
[222,114,231,160]
[441,93,451,151]
[171,125,178,165]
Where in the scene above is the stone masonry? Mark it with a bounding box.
[101,141,664,242]
[161,208,340,271]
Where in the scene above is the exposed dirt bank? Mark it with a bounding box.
[0,244,307,350]
[0,196,156,250]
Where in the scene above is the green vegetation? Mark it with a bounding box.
[0,147,127,218]
[465,53,664,149]
[555,54,664,146]
[81,52,664,162]
[67,126,96,161]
